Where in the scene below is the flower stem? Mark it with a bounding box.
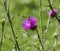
[53,33,58,51]
[0,21,5,51]
[40,0,43,39]
[44,16,50,34]
[3,0,20,51]
[36,29,44,51]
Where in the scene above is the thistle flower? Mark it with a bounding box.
[48,9,58,17]
[22,16,37,30]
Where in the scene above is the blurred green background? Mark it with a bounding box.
[0,0,60,51]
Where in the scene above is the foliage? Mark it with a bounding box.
[0,0,60,51]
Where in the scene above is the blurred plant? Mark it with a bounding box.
[48,0,60,23]
[48,9,58,17]
[47,0,60,51]
[0,0,60,51]
[40,0,44,51]
[0,18,5,51]
[22,16,44,51]
[48,49,51,51]
[53,31,59,51]
[3,0,20,51]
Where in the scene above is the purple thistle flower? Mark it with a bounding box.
[48,9,58,17]
[22,16,37,30]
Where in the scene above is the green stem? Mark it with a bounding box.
[36,29,44,51]
[44,16,50,34]
[40,0,44,51]
[3,0,21,51]
[0,22,5,51]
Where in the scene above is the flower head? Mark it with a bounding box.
[23,16,37,30]
[48,9,58,17]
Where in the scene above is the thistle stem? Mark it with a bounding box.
[36,29,44,51]
[0,21,5,51]
[3,0,20,51]
[44,16,50,34]
[53,33,58,51]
